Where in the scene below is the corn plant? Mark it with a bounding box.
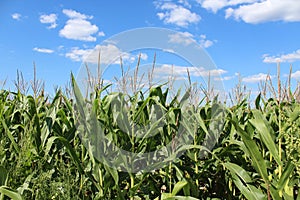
[0,67,299,199]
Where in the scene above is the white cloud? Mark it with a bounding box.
[98,31,105,37]
[198,0,300,23]
[65,44,133,64]
[40,13,58,29]
[242,73,272,83]
[199,34,215,48]
[198,67,227,76]
[60,18,98,41]
[198,0,257,13]
[198,0,227,13]
[154,64,227,77]
[33,47,54,54]
[178,0,192,8]
[65,47,91,62]
[168,32,215,48]
[214,71,239,81]
[62,9,92,19]
[200,40,214,48]
[153,65,185,76]
[168,32,196,46]
[58,45,64,50]
[263,49,300,63]
[140,53,148,60]
[12,13,21,20]
[156,2,200,27]
[291,71,300,79]
[225,0,300,23]
[214,75,235,81]
[59,9,100,42]
[163,48,175,53]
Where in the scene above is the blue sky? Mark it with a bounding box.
[1,0,300,98]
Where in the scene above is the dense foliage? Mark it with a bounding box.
[0,75,299,199]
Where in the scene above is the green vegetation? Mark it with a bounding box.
[0,66,300,199]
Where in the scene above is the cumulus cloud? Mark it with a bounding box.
[59,9,103,42]
[168,32,196,46]
[139,53,148,60]
[290,71,300,79]
[60,19,98,41]
[163,49,175,53]
[62,9,92,19]
[98,31,105,37]
[198,0,257,13]
[226,0,300,23]
[168,32,215,48]
[12,13,21,20]
[263,49,300,63]
[33,47,54,54]
[242,73,272,83]
[154,64,227,77]
[178,0,192,8]
[199,34,215,48]
[65,47,91,62]
[65,44,137,64]
[214,75,235,81]
[156,2,200,27]
[40,13,58,29]
[198,0,300,23]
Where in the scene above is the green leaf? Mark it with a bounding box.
[282,192,294,200]
[289,106,300,122]
[161,193,173,200]
[277,161,295,191]
[45,136,84,174]
[231,173,266,200]
[103,165,119,185]
[0,166,8,186]
[223,162,253,184]
[27,96,42,152]
[71,73,86,121]
[17,174,33,195]
[171,181,188,196]
[1,118,20,153]
[165,196,200,200]
[223,162,266,200]
[229,117,269,183]
[255,93,261,110]
[0,186,22,200]
[249,110,282,166]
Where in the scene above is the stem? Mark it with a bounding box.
[130,174,134,187]
[130,173,135,200]
[277,62,282,178]
[194,127,199,187]
[169,162,172,192]
[279,124,282,178]
[130,128,135,200]
[267,184,271,200]
[131,130,135,152]
[195,152,199,187]
[99,168,104,197]
[80,144,85,191]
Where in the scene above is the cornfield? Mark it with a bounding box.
[0,69,299,199]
